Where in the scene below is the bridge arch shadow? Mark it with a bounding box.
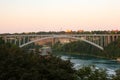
[19,36,104,50]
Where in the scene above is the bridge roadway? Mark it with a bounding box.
[1,34,120,51]
[3,34,120,37]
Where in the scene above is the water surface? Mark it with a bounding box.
[55,53,120,75]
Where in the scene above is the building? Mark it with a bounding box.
[40,46,52,56]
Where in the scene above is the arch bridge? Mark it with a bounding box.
[1,34,120,50]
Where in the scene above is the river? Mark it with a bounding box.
[54,53,120,75]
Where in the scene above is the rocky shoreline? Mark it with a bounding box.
[117,58,120,62]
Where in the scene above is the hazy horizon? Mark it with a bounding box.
[0,0,120,33]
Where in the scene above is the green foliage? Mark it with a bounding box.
[0,37,5,45]
[0,39,76,80]
[0,38,120,80]
[52,41,102,56]
[53,38,120,59]
[52,41,63,51]
[103,38,120,59]
[112,69,120,80]
[76,66,108,80]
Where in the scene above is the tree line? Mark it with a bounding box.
[52,38,120,59]
[1,30,120,35]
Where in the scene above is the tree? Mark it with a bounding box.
[0,39,76,80]
[76,66,108,80]
[112,69,120,80]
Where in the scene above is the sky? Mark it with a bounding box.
[0,0,120,33]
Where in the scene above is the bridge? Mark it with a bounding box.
[1,34,120,50]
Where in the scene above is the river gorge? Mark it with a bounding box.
[55,53,120,75]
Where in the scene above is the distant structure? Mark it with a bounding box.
[77,29,84,33]
[1,34,120,50]
[40,46,52,56]
[111,29,119,33]
[65,29,72,33]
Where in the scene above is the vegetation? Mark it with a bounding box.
[76,66,108,80]
[0,38,76,80]
[0,37,120,80]
[103,38,120,59]
[1,30,120,35]
[52,37,120,59]
[52,41,103,56]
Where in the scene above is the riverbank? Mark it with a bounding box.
[52,51,118,61]
[117,58,120,62]
[52,38,120,61]
[53,51,120,75]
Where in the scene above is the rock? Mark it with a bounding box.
[117,58,120,62]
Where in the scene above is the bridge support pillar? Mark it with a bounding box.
[4,37,7,43]
[116,35,119,40]
[96,37,100,45]
[14,39,17,45]
[52,38,55,46]
[112,36,115,42]
[27,37,30,42]
[19,38,21,46]
[23,37,26,44]
[104,36,108,47]
[100,36,103,47]
[10,39,13,44]
[107,36,110,45]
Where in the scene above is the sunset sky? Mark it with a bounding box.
[0,0,120,33]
